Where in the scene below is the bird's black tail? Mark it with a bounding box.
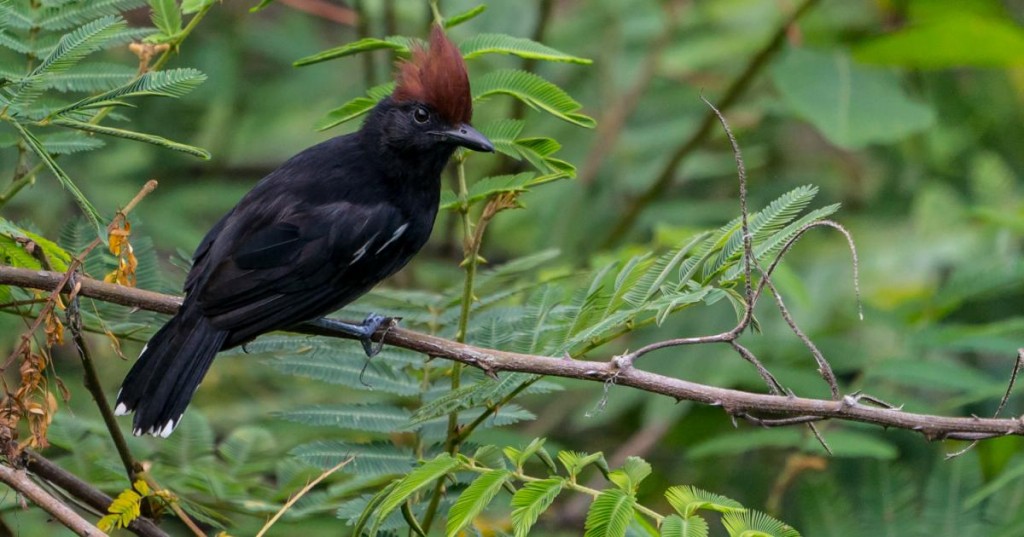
[115,306,228,437]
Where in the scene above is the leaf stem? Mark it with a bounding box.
[462,462,666,524]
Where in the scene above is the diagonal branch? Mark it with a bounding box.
[1,265,1023,441]
[600,0,821,247]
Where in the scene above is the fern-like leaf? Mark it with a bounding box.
[10,120,104,233]
[511,478,564,537]
[290,441,413,476]
[721,510,801,537]
[55,67,206,114]
[276,404,410,432]
[370,454,461,535]
[26,15,126,79]
[660,514,710,537]
[446,469,511,536]
[473,69,595,128]
[51,117,210,159]
[665,485,745,518]
[36,0,146,30]
[460,33,592,64]
[584,488,635,537]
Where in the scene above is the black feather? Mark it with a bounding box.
[116,95,492,437]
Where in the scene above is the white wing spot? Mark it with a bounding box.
[351,232,381,264]
[376,223,409,254]
[114,403,129,416]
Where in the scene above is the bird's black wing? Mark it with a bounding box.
[195,200,411,341]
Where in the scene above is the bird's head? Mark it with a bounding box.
[376,25,493,154]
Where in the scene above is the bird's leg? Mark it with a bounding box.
[307,314,397,357]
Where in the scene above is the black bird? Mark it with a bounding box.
[115,26,493,437]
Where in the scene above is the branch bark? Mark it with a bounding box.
[0,463,103,536]
[1,265,1023,441]
[22,450,168,537]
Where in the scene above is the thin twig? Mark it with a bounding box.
[255,457,353,537]
[66,273,140,480]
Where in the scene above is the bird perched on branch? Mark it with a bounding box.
[115,26,494,437]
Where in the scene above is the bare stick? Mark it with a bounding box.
[22,450,168,537]
[0,464,103,536]
[3,267,1024,440]
[255,457,353,537]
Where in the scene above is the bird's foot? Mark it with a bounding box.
[310,314,399,357]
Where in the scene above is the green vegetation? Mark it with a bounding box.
[1,0,1023,536]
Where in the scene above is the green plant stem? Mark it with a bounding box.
[422,153,477,533]
[463,463,665,524]
[152,4,213,72]
[429,0,443,26]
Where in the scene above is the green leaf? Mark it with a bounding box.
[444,5,487,28]
[584,488,635,537]
[316,97,376,131]
[660,515,709,537]
[51,118,210,159]
[55,68,206,114]
[262,345,420,396]
[294,36,408,67]
[460,33,592,64]
[665,486,744,518]
[608,457,651,492]
[446,469,511,536]
[181,0,216,14]
[510,478,564,537]
[854,13,1024,68]
[315,82,393,130]
[558,450,608,479]
[35,0,147,30]
[40,131,105,155]
[503,437,548,469]
[372,454,461,535]
[290,441,414,476]
[31,63,137,93]
[0,217,73,270]
[440,172,536,210]
[721,510,800,537]
[26,15,127,79]
[10,121,103,234]
[148,0,182,38]
[771,47,934,149]
[473,69,595,128]
[250,0,275,12]
[217,426,274,473]
[275,404,410,432]
[351,481,400,537]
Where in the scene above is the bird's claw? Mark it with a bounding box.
[359,313,396,357]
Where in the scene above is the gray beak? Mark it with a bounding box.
[439,124,494,152]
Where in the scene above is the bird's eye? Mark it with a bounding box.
[413,107,429,124]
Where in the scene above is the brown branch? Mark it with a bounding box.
[21,450,168,537]
[0,463,102,536]
[1,265,1023,441]
[600,0,821,247]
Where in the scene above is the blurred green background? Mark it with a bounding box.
[2,0,1024,535]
